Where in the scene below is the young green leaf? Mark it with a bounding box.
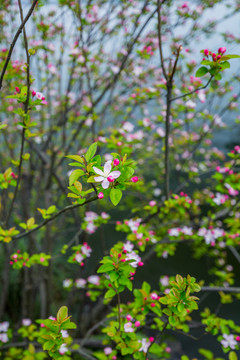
[85,142,97,163]
[195,66,208,77]
[110,188,122,206]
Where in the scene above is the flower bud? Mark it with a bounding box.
[203,49,209,56]
[131,176,138,183]
[107,175,114,182]
[98,192,104,199]
[113,158,120,166]
[218,47,226,54]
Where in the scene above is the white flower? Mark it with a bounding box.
[75,278,87,288]
[86,223,97,234]
[123,121,134,132]
[75,253,84,263]
[59,344,68,354]
[22,319,31,326]
[125,251,141,268]
[181,226,193,236]
[127,219,141,232]
[63,279,72,288]
[61,330,69,338]
[81,244,92,257]
[138,338,150,352]
[93,160,121,189]
[221,334,237,349]
[160,276,169,287]
[85,211,98,222]
[0,322,9,332]
[104,347,113,355]
[124,322,134,333]
[0,333,8,343]
[168,228,180,236]
[123,241,134,253]
[88,275,100,285]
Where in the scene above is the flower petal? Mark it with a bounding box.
[103,160,112,176]
[93,167,104,176]
[94,176,104,182]
[109,171,121,179]
[102,178,109,189]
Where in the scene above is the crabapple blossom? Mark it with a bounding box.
[125,251,142,268]
[0,322,9,332]
[104,347,113,355]
[138,338,150,352]
[59,344,68,354]
[75,278,87,288]
[124,322,134,333]
[88,275,100,286]
[22,319,31,326]
[221,334,237,349]
[61,330,69,338]
[63,279,72,288]
[93,160,121,189]
[0,333,8,343]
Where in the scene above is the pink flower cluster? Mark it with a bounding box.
[168,226,193,237]
[198,227,225,245]
[84,211,110,234]
[122,241,143,268]
[216,166,234,174]
[71,242,92,266]
[203,47,226,62]
[174,192,193,204]
[211,192,229,205]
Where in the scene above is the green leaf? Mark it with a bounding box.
[43,341,55,351]
[57,306,68,323]
[69,169,85,185]
[104,289,116,298]
[221,54,240,60]
[119,166,134,182]
[229,352,238,360]
[0,123,7,130]
[195,66,208,77]
[97,264,115,273]
[215,73,222,80]
[199,348,213,359]
[110,188,122,206]
[220,61,230,70]
[66,155,84,163]
[85,142,97,163]
[47,205,56,214]
[60,321,77,330]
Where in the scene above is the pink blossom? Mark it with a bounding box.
[150,292,158,300]
[149,200,156,207]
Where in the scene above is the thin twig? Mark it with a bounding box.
[170,75,213,102]
[5,0,31,226]
[0,0,38,90]
[13,195,98,240]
